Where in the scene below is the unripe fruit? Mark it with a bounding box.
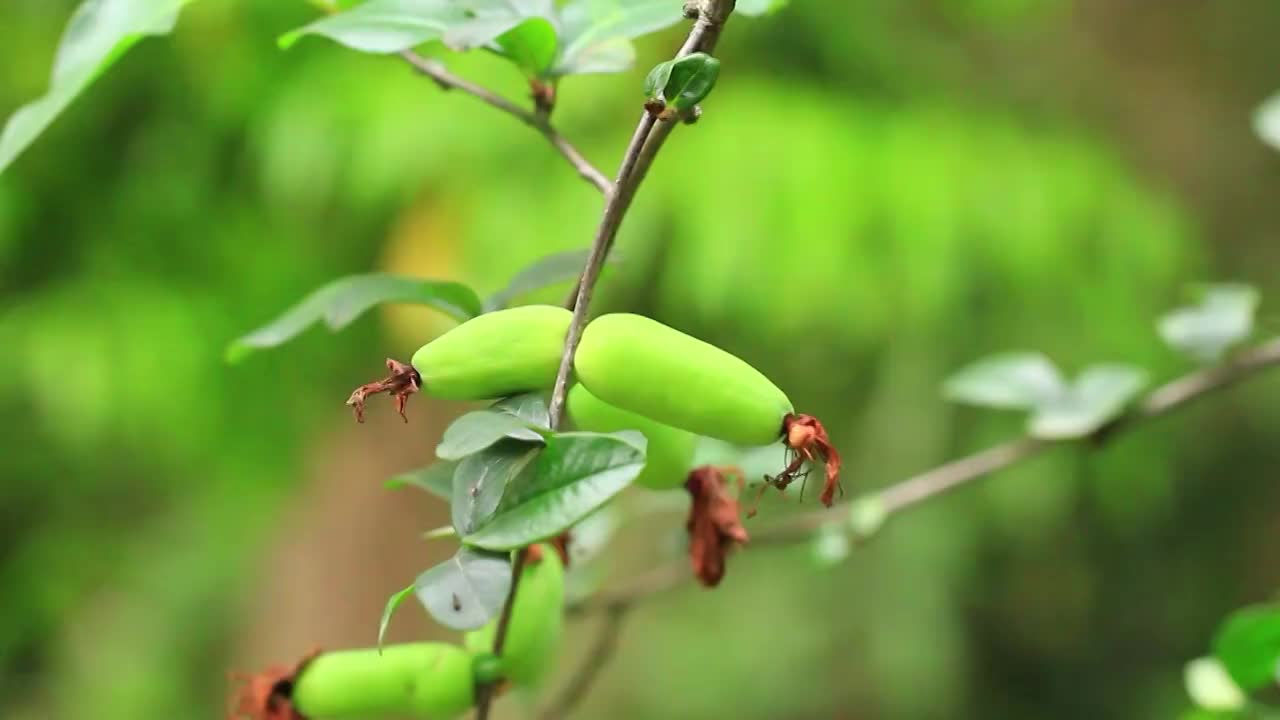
[574,313,793,446]
[464,544,564,687]
[568,383,696,490]
[411,305,571,400]
[290,643,474,719]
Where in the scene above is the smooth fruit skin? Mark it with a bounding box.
[568,383,696,490]
[574,314,793,446]
[411,305,571,400]
[464,544,564,687]
[291,643,474,719]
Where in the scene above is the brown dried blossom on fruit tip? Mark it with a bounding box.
[228,649,319,720]
[684,466,750,587]
[345,359,421,423]
[773,413,843,507]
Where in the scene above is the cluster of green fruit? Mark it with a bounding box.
[235,544,563,720]
[406,304,841,500]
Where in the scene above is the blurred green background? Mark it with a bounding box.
[3,1,1280,718]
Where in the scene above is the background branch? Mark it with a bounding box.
[399,51,612,195]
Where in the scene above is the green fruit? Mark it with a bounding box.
[568,383,696,489]
[291,643,474,719]
[574,313,793,446]
[464,544,564,687]
[412,305,571,400]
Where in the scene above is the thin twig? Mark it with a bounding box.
[567,336,1280,612]
[399,51,612,195]
[476,4,740,717]
[474,548,528,720]
[539,607,629,720]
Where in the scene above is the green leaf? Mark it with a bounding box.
[1159,284,1260,364]
[484,248,619,311]
[1213,604,1280,691]
[811,524,851,567]
[1257,92,1280,152]
[451,440,542,535]
[226,273,482,363]
[385,461,458,499]
[414,547,512,630]
[377,584,416,651]
[662,52,721,110]
[734,0,788,16]
[1029,364,1147,439]
[555,0,685,76]
[0,0,194,175]
[1185,657,1247,712]
[436,410,546,461]
[495,17,560,76]
[944,352,1066,410]
[491,393,551,429]
[848,495,887,540]
[463,431,646,550]
[643,59,676,100]
[279,0,466,53]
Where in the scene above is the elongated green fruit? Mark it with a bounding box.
[575,314,793,446]
[411,305,571,400]
[291,643,474,719]
[464,544,564,687]
[568,384,696,490]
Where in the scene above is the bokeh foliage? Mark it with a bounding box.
[2,1,1280,719]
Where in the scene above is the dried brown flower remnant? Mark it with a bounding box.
[346,359,421,423]
[684,466,749,587]
[228,650,318,720]
[762,413,843,508]
[549,531,572,567]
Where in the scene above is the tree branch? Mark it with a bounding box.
[567,336,1280,612]
[399,51,612,195]
[539,606,629,720]
[476,3,739,717]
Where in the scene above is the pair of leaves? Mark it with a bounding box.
[944,353,1148,439]
[1184,604,1280,714]
[378,545,513,639]
[1159,284,1260,364]
[0,0,195,175]
[225,248,605,363]
[643,52,721,111]
[283,0,684,78]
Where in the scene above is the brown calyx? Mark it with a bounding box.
[345,359,421,423]
[761,413,843,509]
[684,466,750,587]
[228,649,318,720]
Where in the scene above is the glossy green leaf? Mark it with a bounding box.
[1213,604,1280,691]
[226,273,482,363]
[385,461,457,499]
[1256,92,1280,152]
[644,59,676,100]
[451,440,542,535]
[414,547,512,630]
[555,0,685,76]
[944,352,1065,410]
[662,52,721,110]
[280,0,465,53]
[1185,657,1247,712]
[1159,284,1260,364]
[495,17,560,76]
[377,584,416,651]
[436,410,545,461]
[463,431,646,550]
[492,393,551,429]
[1029,364,1147,439]
[484,248,619,311]
[0,0,195,175]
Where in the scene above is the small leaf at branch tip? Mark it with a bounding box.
[377,584,416,652]
[848,496,887,540]
[1158,283,1260,364]
[811,524,851,567]
[422,525,457,541]
[1185,657,1246,712]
